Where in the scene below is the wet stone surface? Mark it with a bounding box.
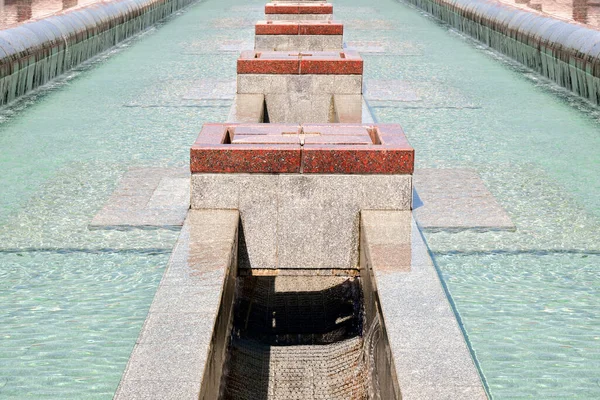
[413,168,515,232]
[89,168,190,230]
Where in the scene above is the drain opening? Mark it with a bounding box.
[220,275,370,400]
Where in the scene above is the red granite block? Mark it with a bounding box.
[255,21,299,35]
[298,4,333,14]
[298,22,343,35]
[238,51,363,75]
[303,124,371,136]
[299,51,363,75]
[300,59,363,75]
[265,4,298,14]
[237,58,300,74]
[301,145,414,174]
[191,123,414,174]
[191,144,302,173]
[265,3,333,14]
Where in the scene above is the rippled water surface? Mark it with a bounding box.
[0,0,599,398]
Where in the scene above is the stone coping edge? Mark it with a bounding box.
[237,50,363,75]
[265,3,333,14]
[360,210,489,399]
[190,123,414,174]
[255,20,343,35]
[113,209,239,400]
[403,0,600,104]
[0,0,197,106]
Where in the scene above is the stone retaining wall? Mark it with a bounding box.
[0,0,197,105]
[403,0,600,104]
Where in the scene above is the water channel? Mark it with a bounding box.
[0,0,599,398]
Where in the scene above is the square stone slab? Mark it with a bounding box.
[89,168,190,230]
[413,168,515,231]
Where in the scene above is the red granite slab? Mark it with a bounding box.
[191,123,413,174]
[265,3,333,14]
[191,144,302,173]
[256,21,343,36]
[237,51,363,75]
[298,21,343,35]
[255,21,299,35]
[298,3,333,14]
[299,51,363,75]
[301,145,414,174]
[237,51,300,74]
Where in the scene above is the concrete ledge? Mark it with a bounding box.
[361,211,488,399]
[191,174,412,270]
[255,35,343,51]
[114,210,239,400]
[255,20,343,35]
[190,123,414,174]
[237,74,362,94]
[0,0,197,106]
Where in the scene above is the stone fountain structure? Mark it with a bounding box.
[113,1,488,399]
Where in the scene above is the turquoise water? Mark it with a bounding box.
[351,0,600,397]
[0,0,598,398]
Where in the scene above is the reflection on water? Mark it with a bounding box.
[0,0,101,30]
[498,0,600,29]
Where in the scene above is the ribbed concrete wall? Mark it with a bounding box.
[0,0,197,106]
[402,0,600,104]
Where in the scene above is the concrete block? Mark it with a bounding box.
[191,174,412,270]
[311,74,336,93]
[237,74,289,94]
[237,175,279,269]
[333,94,363,122]
[227,94,265,123]
[334,75,363,94]
[190,175,240,210]
[264,93,332,123]
[115,380,200,400]
[254,35,342,51]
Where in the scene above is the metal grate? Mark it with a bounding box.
[221,276,369,400]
